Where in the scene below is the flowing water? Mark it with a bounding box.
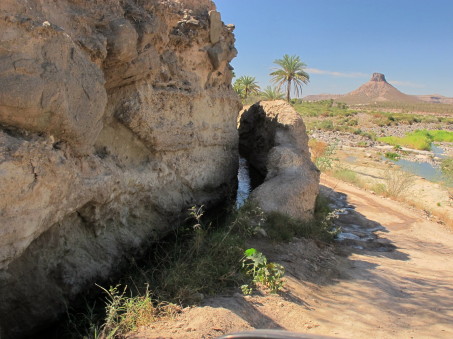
[236,157,251,208]
[390,144,452,187]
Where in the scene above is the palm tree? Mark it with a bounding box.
[270,54,310,102]
[233,76,260,100]
[261,86,284,101]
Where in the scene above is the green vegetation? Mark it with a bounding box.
[378,130,453,151]
[331,167,361,185]
[233,75,260,100]
[308,139,337,171]
[294,99,354,118]
[260,86,285,100]
[359,101,453,116]
[69,197,339,338]
[261,195,340,243]
[384,152,401,160]
[441,158,453,180]
[270,54,310,102]
[241,248,285,294]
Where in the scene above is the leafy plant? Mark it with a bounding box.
[241,248,285,294]
[315,142,336,171]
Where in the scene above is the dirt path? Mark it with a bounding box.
[131,175,453,339]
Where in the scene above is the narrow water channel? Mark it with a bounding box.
[236,157,251,208]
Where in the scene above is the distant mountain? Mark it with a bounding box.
[304,73,453,105]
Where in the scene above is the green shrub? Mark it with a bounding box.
[384,152,400,160]
[241,248,285,294]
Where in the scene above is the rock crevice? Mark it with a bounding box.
[238,100,320,220]
[0,1,240,337]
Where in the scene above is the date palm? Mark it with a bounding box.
[261,86,284,101]
[234,76,260,100]
[270,54,310,102]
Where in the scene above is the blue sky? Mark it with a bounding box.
[215,0,453,97]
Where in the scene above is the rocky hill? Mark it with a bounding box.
[341,73,421,104]
[304,73,453,105]
[0,0,240,337]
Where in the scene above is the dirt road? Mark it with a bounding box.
[132,175,453,339]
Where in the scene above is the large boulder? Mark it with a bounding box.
[0,0,240,337]
[238,100,320,220]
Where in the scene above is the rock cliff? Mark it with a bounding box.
[238,100,320,220]
[0,0,240,337]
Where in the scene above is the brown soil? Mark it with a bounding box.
[129,175,453,339]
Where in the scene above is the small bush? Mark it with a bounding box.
[308,140,336,172]
[241,248,285,294]
[384,152,400,160]
[382,168,415,198]
[357,141,368,147]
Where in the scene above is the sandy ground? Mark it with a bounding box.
[129,174,453,339]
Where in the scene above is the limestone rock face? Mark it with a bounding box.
[238,100,320,220]
[0,0,240,337]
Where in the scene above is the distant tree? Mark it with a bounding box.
[261,86,284,101]
[270,54,310,102]
[233,76,260,100]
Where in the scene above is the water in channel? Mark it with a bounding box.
[236,157,251,208]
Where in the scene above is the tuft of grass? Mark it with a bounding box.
[98,284,179,338]
[262,194,340,243]
[331,167,360,185]
[384,152,400,160]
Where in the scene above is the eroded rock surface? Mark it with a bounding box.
[238,100,320,220]
[0,0,240,337]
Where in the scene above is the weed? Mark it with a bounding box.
[331,167,360,185]
[381,168,415,198]
[372,183,387,195]
[241,248,285,294]
[441,157,453,179]
[97,284,174,338]
[384,152,400,160]
[310,140,337,172]
[261,194,340,243]
[357,141,368,147]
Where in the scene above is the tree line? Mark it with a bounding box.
[233,54,310,102]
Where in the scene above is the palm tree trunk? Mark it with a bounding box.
[286,80,291,102]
